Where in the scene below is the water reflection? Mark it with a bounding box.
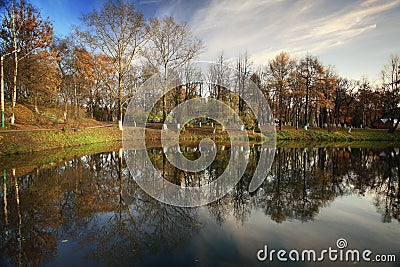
[0,145,399,266]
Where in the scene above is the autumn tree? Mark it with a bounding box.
[266,51,295,130]
[19,49,59,113]
[143,16,203,122]
[250,70,262,90]
[1,0,54,124]
[88,53,117,121]
[53,37,76,121]
[316,66,336,128]
[73,48,96,119]
[74,0,147,130]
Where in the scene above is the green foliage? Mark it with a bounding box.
[148,111,163,123]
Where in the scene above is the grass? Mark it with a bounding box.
[276,126,400,142]
[1,102,400,155]
[0,102,121,155]
[0,127,121,155]
[2,125,400,156]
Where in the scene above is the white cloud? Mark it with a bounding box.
[183,0,400,68]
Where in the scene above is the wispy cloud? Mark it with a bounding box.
[181,0,400,70]
[139,0,163,5]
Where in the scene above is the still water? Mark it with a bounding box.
[1,144,399,266]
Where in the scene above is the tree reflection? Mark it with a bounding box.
[0,149,203,266]
[208,145,400,225]
[0,144,400,265]
[373,148,400,223]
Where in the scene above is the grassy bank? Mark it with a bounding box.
[1,125,400,156]
[276,127,400,142]
[0,126,122,155]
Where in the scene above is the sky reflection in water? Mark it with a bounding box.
[0,145,399,266]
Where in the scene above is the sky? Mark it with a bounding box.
[30,0,400,82]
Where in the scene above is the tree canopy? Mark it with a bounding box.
[0,0,399,132]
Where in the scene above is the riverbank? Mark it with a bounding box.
[1,125,400,155]
[0,126,121,155]
[276,127,400,142]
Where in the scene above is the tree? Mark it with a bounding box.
[85,52,117,121]
[73,47,96,119]
[19,49,59,114]
[266,51,295,130]
[236,51,252,114]
[333,78,357,126]
[53,36,76,121]
[74,0,147,130]
[208,52,231,101]
[296,54,324,127]
[143,16,203,122]
[355,77,385,128]
[1,0,54,124]
[380,55,400,132]
[316,66,336,128]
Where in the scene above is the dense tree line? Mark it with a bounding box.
[262,52,400,132]
[0,0,399,131]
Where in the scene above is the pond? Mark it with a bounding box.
[0,144,399,266]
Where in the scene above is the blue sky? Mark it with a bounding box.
[32,0,400,82]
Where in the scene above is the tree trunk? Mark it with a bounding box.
[34,93,39,123]
[74,84,78,119]
[278,93,282,131]
[118,73,123,130]
[64,95,68,122]
[11,47,18,125]
[89,86,94,118]
[11,9,18,125]
[304,84,309,126]
[162,66,168,129]
[34,93,39,113]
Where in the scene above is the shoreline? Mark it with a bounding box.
[1,126,400,156]
[0,126,122,155]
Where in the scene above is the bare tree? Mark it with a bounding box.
[143,16,203,122]
[74,0,147,130]
[296,54,324,127]
[381,54,400,132]
[208,52,231,101]
[333,78,357,127]
[236,51,252,114]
